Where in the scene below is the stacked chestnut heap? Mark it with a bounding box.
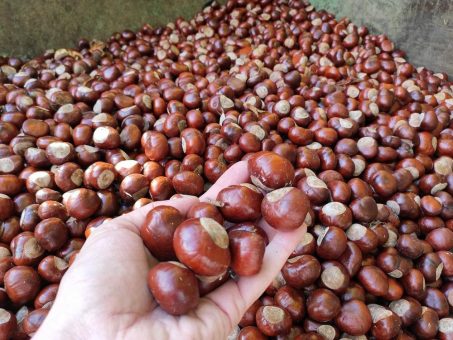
[0,0,451,337]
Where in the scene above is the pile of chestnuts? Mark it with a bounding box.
[0,0,451,338]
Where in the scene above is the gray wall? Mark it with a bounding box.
[0,0,452,77]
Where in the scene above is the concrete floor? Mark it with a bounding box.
[0,0,452,77]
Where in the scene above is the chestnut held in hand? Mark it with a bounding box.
[217,183,263,222]
[147,261,199,316]
[248,152,295,191]
[173,217,230,277]
[140,205,184,261]
[228,228,266,276]
[261,187,309,230]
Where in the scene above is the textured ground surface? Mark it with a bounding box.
[0,0,451,77]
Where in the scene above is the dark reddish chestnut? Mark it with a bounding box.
[141,206,184,261]
[217,183,263,222]
[228,229,265,276]
[187,202,223,225]
[261,187,309,230]
[306,288,341,322]
[256,305,292,336]
[4,266,40,305]
[173,218,230,276]
[248,152,295,191]
[335,299,372,336]
[147,261,199,316]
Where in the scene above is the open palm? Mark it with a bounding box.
[34,162,307,340]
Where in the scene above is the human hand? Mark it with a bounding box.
[34,161,307,340]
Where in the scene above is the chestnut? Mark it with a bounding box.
[384,277,404,301]
[149,175,174,201]
[256,305,292,336]
[0,258,13,285]
[346,223,378,254]
[23,307,48,336]
[62,188,101,219]
[338,241,363,277]
[261,187,309,230]
[37,200,67,221]
[172,171,204,196]
[45,142,75,165]
[217,183,263,222]
[274,285,305,322]
[292,232,316,257]
[187,202,223,225]
[0,216,21,242]
[368,304,402,339]
[0,0,451,325]
[173,217,230,276]
[238,326,266,340]
[11,232,44,266]
[318,202,352,230]
[297,176,330,205]
[37,256,68,283]
[439,318,453,340]
[248,152,295,191]
[396,234,424,260]
[349,196,378,223]
[119,174,149,203]
[370,170,398,198]
[402,269,427,300]
[92,126,121,149]
[423,287,449,317]
[316,226,347,260]
[417,252,444,283]
[181,128,206,155]
[84,161,116,190]
[0,308,16,339]
[357,265,389,297]
[426,227,453,251]
[389,297,422,326]
[56,238,84,262]
[335,299,372,336]
[26,171,54,194]
[4,266,40,305]
[306,288,341,322]
[413,307,439,339]
[228,228,265,276]
[240,299,262,327]
[342,282,366,303]
[141,131,169,161]
[0,194,15,221]
[282,255,321,289]
[140,205,184,261]
[35,188,62,204]
[34,218,68,252]
[197,271,229,297]
[319,261,350,294]
[147,261,199,316]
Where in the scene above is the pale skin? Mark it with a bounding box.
[34,161,307,340]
